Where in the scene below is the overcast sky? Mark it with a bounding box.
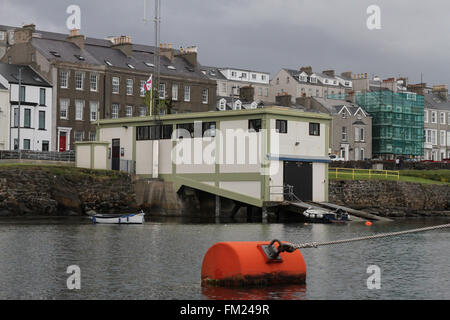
[1,0,449,86]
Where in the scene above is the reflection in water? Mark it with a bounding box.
[0,217,449,299]
[202,285,307,300]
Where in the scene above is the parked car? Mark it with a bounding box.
[329,154,345,161]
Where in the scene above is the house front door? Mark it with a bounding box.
[59,133,67,152]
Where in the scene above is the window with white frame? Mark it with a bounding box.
[60,71,69,88]
[261,75,266,81]
[111,104,119,119]
[126,105,133,117]
[440,130,446,146]
[342,127,347,141]
[0,31,4,40]
[258,87,262,96]
[60,99,69,119]
[90,74,98,91]
[219,99,226,111]
[360,148,365,160]
[90,101,98,121]
[431,130,437,145]
[126,79,133,95]
[431,111,437,123]
[75,100,84,120]
[202,89,208,104]
[74,131,84,142]
[234,100,242,110]
[75,72,84,90]
[112,77,120,94]
[184,86,191,102]
[360,128,365,141]
[140,80,146,97]
[424,110,428,123]
[89,132,97,141]
[172,84,178,101]
[139,106,146,117]
[440,112,446,124]
[159,83,166,99]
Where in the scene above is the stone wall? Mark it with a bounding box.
[329,180,450,217]
[330,160,450,170]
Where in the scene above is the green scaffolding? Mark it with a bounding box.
[330,91,424,157]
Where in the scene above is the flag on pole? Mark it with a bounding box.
[145,75,153,93]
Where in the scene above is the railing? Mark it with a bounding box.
[270,184,301,202]
[0,150,75,162]
[329,167,400,180]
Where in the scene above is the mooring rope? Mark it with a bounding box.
[284,223,450,250]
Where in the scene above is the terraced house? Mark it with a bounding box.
[2,24,216,151]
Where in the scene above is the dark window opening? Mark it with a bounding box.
[309,123,320,136]
[39,88,46,105]
[39,111,45,130]
[137,125,173,141]
[276,120,287,134]
[248,119,262,132]
[202,122,216,137]
[176,123,195,138]
[24,109,31,128]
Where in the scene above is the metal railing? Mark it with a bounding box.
[0,150,75,162]
[270,184,301,202]
[329,167,400,180]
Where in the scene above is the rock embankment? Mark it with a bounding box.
[329,180,450,217]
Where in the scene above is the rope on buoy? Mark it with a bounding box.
[276,223,450,251]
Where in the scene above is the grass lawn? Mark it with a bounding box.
[329,169,450,185]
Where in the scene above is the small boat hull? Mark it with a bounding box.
[303,208,349,224]
[92,213,145,225]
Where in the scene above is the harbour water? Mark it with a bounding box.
[0,216,449,300]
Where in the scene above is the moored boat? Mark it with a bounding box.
[91,211,145,224]
[303,207,349,223]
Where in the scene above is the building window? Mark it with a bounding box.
[90,74,98,92]
[137,125,173,141]
[440,130,446,146]
[39,88,46,105]
[424,110,428,123]
[218,99,226,111]
[202,122,216,138]
[248,119,262,132]
[287,77,290,84]
[126,79,133,95]
[60,99,69,119]
[159,83,166,99]
[75,72,84,90]
[60,71,69,88]
[14,139,18,150]
[75,100,84,120]
[184,86,191,102]
[309,123,320,136]
[111,104,119,119]
[90,101,98,121]
[342,127,347,141]
[258,87,262,96]
[431,111,437,123]
[265,88,269,97]
[23,139,31,150]
[202,89,208,104]
[89,132,97,142]
[140,80,146,97]
[42,141,49,152]
[126,105,133,117]
[38,111,45,130]
[139,106,146,117]
[74,131,84,142]
[360,127,365,141]
[0,31,4,41]
[19,86,25,102]
[360,148,365,160]
[440,112,446,125]
[171,84,178,101]
[24,109,31,128]
[176,123,195,138]
[252,74,257,80]
[241,73,247,79]
[276,120,287,134]
[112,77,120,94]
[13,108,19,127]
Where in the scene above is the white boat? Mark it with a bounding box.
[91,212,145,224]
[303,207,349,223]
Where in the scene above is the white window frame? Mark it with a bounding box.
[60,71,69,89]
[440,112,446,125]
[126,79,133,95]
[140,80,146,97]
[342,127,347,141]
[112,77,120,94]
[431,111,437,123]
[172,84,178,101]
[126,105,133,117]
[60,99,69,119]
[75,100,84,120]
[139,106,146,117]
[75,72,84,91]
[440,130,446,146]
[184,86,191,102]
[159,83,166,99]
[90,74,98,92]
[202,89,208,104]
[424,110,428,123]
[90,101,98,122]
[74,131,84,142]
[111,104,119,119]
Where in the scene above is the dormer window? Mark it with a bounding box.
[342,112,347,119]
[219,99,226,111]
[105,60,113,66]
[74,54,85,61]
[144,62,155,68]
[50,51,61,57]
[127,63,135,69]
[167,65,176,70]
[234,100,242,110]
[310,77,317,83]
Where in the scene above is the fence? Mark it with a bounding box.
[329,167,400,180]
[0,150,75,162]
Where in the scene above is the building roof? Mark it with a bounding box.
[0,63,51,87]
[0,83,7,90]
[28,28,210,81]
[424,93,450,111]
[201,66,228,81]
[282,68,346,88]
[313,97,363,115]
[0,25,15,31]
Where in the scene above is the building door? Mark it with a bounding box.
[283,161,313,201]
[59,133,67,152]
[112,139,120,171]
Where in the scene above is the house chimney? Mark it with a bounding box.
[112,35,133,56]
[160,43,174,61]
[67,29,85,49]
[14,23,36,44]
[239,85,255,102]
[176,45,198,67]
[323,70,335,78]
[432,85,448,101]
[341,71,352,79]
[300,66,313,74]
[296,97,312,110]
[276,94,292,108]
[407,83,427,95]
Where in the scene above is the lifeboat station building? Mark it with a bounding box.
[75,107,331,209]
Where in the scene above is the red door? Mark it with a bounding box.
[59,133,67,152]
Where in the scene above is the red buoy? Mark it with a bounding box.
[201,241,306,287]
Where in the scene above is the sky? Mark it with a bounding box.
[1,0,449,86]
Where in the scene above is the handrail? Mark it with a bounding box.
[329,167,400,180]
